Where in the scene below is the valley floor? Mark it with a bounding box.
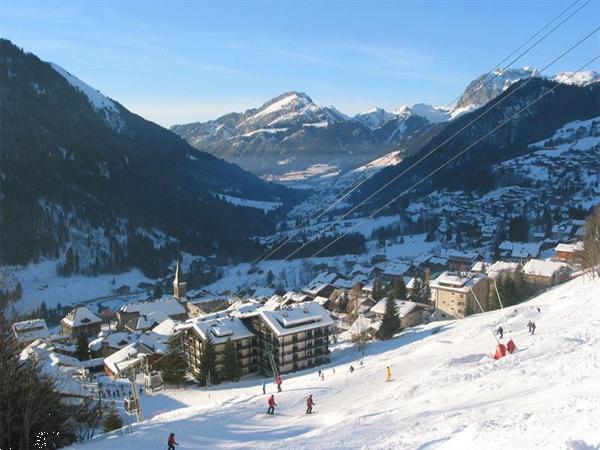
[69,275,600,450]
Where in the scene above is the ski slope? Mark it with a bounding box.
[70,275,600,449]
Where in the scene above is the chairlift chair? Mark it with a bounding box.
[124,396,139,415]
[144,372,164,392]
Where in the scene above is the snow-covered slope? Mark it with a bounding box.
[50,63,124,130]
[70,275,600,449]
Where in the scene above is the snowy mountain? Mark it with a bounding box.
[356,78,600,211]
[0,39,296,275]
[67,275,600,449]
[172,93,423,178]
[455,67,540,111]
[352,107,397,130]
[454,68,599,115]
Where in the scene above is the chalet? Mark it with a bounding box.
[430,272,489,319]
[554,242,583,262]
[117,297,187,332]
[498,241,541,261]
[180,317,257,379]
[522,259,571,288]
[246,302,334,376]
[447,251,482,272]
[60,306,103,338]
[380,260,415,283]
[369,299,432,328]
[12,319,50,344]
[89,331,138,358]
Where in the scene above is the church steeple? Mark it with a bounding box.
[173,258,187,299]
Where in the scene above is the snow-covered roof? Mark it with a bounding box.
[430,271,487,293]
[258,301,334,337]
[186,317,254,344]
[134,311,170,331]
[348,316,380,334]
[522,259,570,277]
[104,343,149,376]
[20,341,91,397]
[120,296,186,317]
[62,306,102,327]
[370,299,420,317]
[485,261,520,280]
[555,242,583,253]
[499,242,541,259]
[282,291,312,303]
[382,260,413,277]
[89,331,139,352]
[12,319,50,343]
[138,319,180,353]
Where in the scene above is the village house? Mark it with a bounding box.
[369,299,432,328]
[498,241,541,262]
[89,331,138,358]
[12,319,50,344]
[447,251,482,272]
[244,301,334,376]
[522,259,571,288]
[60,306,103,338]
[117,296,188,332]
[430,271,489,319]
[379,260,415,284]
[554,242,583,262]
[180,316,257,379]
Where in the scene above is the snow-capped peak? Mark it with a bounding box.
[353,107,396,130]
[243,91,347,128]
[409,103,451,124]
[553,70,599,86]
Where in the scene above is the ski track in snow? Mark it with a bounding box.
[68,275,600,450]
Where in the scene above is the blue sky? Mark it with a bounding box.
[1,1,598,127]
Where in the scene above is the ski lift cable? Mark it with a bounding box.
[470,287,500,345]
[305,46,600,262]
[239,0,590,278]
[228,30,600,300]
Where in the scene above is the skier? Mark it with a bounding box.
[167,432,178,450]
[496,326,503,340]
[262,380,266,395]
[531,322,536,335]
[349,365,355,373]
[494,343,507,360]
[267,395,277,415]
[275,375,283,392]
[318,370,322,378]
[360,360,364,367]
[306,394,315,414]
[386,366,392,382]
[320,372,325,381]
[332,368,335,375]
[507,338,516,354]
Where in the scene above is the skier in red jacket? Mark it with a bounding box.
[506,338,517,354]
[275,375,283,392]
[167,433,178,450]
[267,395,277,415]
[306,394,315,414]
[494,343,507,360]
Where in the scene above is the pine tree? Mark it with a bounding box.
[102,405,123,433]
[0,328,75,449]
[337,291,349,313]
[75,334,90,361]
[409,278,423,303]
[378,296,401,340]
[156,336,188,387]
[222,339,240,382]
[197,335,218,386]
[372,278,384,301]
[388,277,407,300]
